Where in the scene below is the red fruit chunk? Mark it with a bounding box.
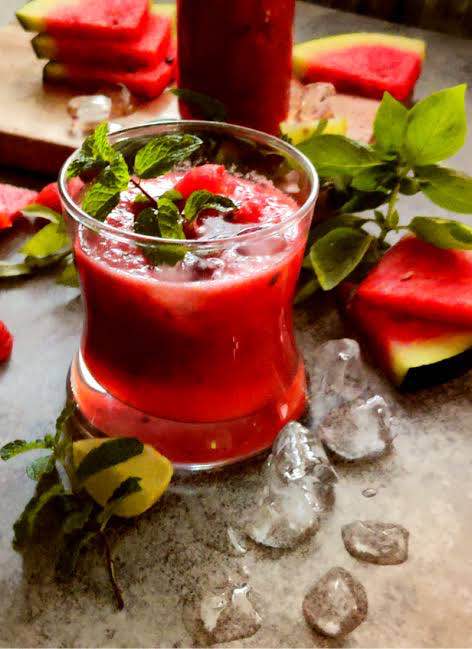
[357,236,472,326]
[0,183,38,230]
[36,178,83,214]
[0,322,13,363]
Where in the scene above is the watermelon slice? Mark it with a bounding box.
[347,292,472,389]
[357,236,472,327]
[32,9,171,70]
[36,178,83,213]
[293,33,426,101]
[280,117,347,144]
[44,53,175,99]
[0,184,38,230]
[16,0,150,40]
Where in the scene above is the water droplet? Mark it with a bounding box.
[362,487,377,498]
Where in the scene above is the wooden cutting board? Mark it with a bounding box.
[0,23,379,177]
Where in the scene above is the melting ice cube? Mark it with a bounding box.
[299,82,336,121]
[342,520,409,565]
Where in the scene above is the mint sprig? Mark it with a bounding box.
[296,84,472,300]
[184,190,237,222]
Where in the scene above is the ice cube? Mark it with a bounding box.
[319,395,395,463]
[67,94,112,136]
[342,520,409,565]
[303,567,368,638]
[244,422,337,549]
[299,82,336,121]
[287,79,305,121]
[311,339,368,422]
[183,578,262,645]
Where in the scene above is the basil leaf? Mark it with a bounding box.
[311,214,369,240]
[415,165,472,214]
[408,216,472,250]
[76,438,144,483]
[294,277,320,305]
[26,454,56,481]
[184,190,236,222]
[404,85,467,165]
[374,92,408,154]
[21,204,61,223]
[1,437,54,460]
[134,134,203,179]
[351,166,395,193]
[297,134,382,176]
[57,261,79,287]
[20,222,70,259]
[399,177,421,196]
[310,227,373,290]
[339,190,388,213]
[171,88,227,122]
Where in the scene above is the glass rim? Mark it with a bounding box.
[58,119,319,248]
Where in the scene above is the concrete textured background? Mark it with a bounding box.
[0,2,471,648]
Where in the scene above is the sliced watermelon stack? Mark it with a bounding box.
[344,237,472,389]
[16,0,176,99]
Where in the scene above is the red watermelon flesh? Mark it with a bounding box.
[357,236,472,326]
[32,12,171,70]
[347,291,472,386]
[293,33,425,101]
[44,53,175,100]
[36,178,83,213]
[0,184,38,230]
[17,0,150,41]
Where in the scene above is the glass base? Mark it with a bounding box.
[68,351,307,472]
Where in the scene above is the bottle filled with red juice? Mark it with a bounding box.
[176,0,295,135]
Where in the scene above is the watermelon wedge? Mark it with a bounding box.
[32,9,171,70]
[347,292,472,389]
[357,236,472,327]
[293,33,426,101]
[44,54,175,99]
[0,184,38,230]
[16,0,150,40]
[280,117,347,144]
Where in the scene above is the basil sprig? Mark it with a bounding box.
[296,84,472,298]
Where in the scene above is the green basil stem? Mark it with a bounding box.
[100,531,125,610]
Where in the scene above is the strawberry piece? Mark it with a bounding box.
[0,322,13,362]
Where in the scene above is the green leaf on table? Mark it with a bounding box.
[415,165,472,213]
[67,122,114,179]
[374,92,408,155]
[57,260,79,287]
[184,190,237,222]
[13,481,64,547]
[171,88,227,122]
[20,222,70,259]
[26,454,56,481]
[21,204,61,223]
[61,501,95,535]
[310,226,373,290]
[56,529,98,579]
[408,216,472,250]
[297,134,382,176]
[404,85,467,165]
[53,402,75,469]
[76,438,144,483]
[1,437,54,460]
[351,166,395,193]
[134,134,203,179]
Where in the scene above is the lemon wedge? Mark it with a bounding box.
[72,438,173,518]
[280,117,348,145]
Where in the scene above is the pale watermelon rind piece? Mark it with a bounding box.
[293,33,426,80]
[280,117,347,145]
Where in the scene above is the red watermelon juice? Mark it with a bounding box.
[61,122,318,469]
[176,0,295,135]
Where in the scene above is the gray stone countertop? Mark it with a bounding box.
[0,2,472,647]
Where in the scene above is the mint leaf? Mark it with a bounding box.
[1,438,54,460]
[26,454,56,481]
[408,216,472,250]
[184,190,236,222]
[76,438,143,483]
[134,207,161,236]
[82,185,120,221]
[297,134,382,176]
[157,198,185,239]
[20,221,70,259]
[171,88,227,122]
[134,203,187,266]
[160,189,183,203]
[13,481,64,546]
[67,122,113,179]
[374,92,408,154]
[310,227,373,290]
[134,134,203,179]
[415,165,472,214]
[21,204,61,223]
[57,260,79,287]
[56,529,97,579]
[404,85,467,165]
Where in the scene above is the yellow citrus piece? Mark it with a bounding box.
[280,117,347,145]
[72,438,173,518]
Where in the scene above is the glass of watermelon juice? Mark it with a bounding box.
[59,121,318,470]
[176,0,295,135]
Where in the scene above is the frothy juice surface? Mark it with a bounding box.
[75,164,308,464]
